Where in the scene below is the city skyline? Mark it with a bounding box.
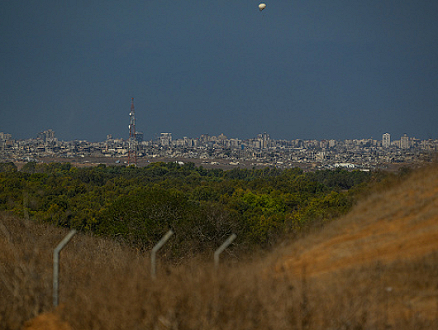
[1,1,437,142]
[1,129,433,147]
[2,128,436,172]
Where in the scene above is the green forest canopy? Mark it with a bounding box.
[0,161,375,257]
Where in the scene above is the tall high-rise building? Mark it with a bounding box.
[160,133,172,146]
[382,133,391,148]
[400,133,409,149]
[135,132,144,143]
[0,132,11,140]
[257,132,270,149]
[37,129,56,143]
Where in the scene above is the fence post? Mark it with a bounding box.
[151,230,174,279]
[53,230,76,307]
[214,234,237,269]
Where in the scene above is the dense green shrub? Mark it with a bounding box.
[0,162,373,254]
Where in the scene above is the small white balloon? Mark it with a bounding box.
[259,3,266,11]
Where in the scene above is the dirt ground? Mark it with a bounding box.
[21,306,71,330]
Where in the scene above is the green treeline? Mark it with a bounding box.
[0,161,372,256]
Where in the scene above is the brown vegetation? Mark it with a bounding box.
[1,165,438,329]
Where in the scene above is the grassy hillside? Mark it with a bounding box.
[274,163,438,276]
[1,164,438,329]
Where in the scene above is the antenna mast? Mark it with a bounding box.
[128,97,137,165]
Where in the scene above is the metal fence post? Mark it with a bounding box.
[214,234,237,269]
[53,229,76,307]
[151,230,174,279]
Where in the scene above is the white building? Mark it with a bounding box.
[382,133,391,148]
[400,134,409,149]
[160,133,172,146]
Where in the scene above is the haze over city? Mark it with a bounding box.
[1,1,437,142]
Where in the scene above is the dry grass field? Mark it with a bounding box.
[1,164,438,329]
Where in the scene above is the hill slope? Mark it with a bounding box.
[275,165,438,276]
[270,164,438,326]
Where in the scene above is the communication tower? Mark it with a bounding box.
[128,97,137,165]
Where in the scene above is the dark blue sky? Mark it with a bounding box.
[1,1,437,142]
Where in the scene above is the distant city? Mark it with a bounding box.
[1,129,437,171]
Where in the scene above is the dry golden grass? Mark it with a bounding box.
[1,164,438,329]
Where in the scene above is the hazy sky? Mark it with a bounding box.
[1,1,437,142]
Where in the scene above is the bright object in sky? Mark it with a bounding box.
[258,3,266,11]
